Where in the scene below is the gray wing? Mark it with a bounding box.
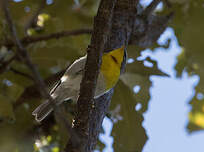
[50,55,108,101]
[50,56,86,95]
[49,56,87,102]
[50,80,61,95]
[64,55,86,76]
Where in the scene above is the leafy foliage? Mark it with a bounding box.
[169,0,204,132]
[0,0,201,151]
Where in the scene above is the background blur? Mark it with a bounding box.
[0,0,204,152]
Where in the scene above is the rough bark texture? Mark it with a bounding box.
[65,0,117,151]
[64,0,173,151]
[0,0,173,151]
[65,0,139,152]
[0,29,92,48]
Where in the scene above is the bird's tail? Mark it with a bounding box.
[32,100,54,122]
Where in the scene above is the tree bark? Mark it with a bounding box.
[65,0,173,151]
[1,0,173,151]
[65,0,117,151]
[65,0,138,152]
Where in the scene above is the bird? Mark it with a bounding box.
[32,46,125,122]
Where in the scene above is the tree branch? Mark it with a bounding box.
[1,0,80,146]
[65,0,171,150]
[65,0,117,151]
[0,28,91,76]
[142,0,162,17]
[65,0,140,151]
[1,0,173,151]
[1,28,92,49]
[13,69,66,109]
[2,0,49,99]
[10,67,34,81]
[0,54,16,74]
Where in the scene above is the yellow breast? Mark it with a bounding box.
[100,47,124,90]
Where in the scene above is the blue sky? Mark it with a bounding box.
[98,1,204,151]
[138,1,204,150]
[142,28,204,152]
[98,27,204,152]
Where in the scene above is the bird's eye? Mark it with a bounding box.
[111,55,118,64]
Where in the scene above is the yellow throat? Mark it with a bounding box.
[101,46,124,90]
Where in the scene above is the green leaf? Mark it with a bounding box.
[0,95,15,121]
[110,81,148,152]
[171,0,204,132]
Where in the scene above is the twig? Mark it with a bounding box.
[22,29,92,45]
[0,54,16,74]
[13,69,66,109]
[2,0,80,146]
[142,0,162,17]
[2,0,48,98]
[1,29,92,48]
[0,28,91,73]
[10,67,34,81]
